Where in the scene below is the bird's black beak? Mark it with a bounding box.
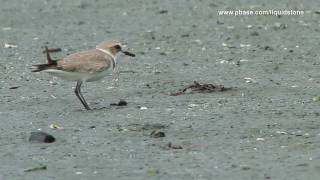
[122,50,135,57]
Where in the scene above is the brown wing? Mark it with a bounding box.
[57,49,111,73]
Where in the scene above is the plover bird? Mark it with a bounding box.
[32,40,135,110]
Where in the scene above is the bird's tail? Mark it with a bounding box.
[31,62,57,72]
[32,46,58,72]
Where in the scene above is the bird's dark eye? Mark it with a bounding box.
[114,45,121,50]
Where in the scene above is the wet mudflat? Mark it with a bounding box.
[1,0,320,179]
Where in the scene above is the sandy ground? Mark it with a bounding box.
[1,0,320,179]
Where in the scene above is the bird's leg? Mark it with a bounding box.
[44,46,54,64]
[74,80,91,110]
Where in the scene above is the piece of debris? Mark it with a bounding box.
[150,130,165,138]
[29,131,55,143]
[110,100,128,106]
[157,10,168,14]
[42,48,61,53]
[9,86,20,89]
[169,81,231,96]
[127,123,167,132]
[24,165,47,172]
[4,43,18,48]
[49,124,64,130]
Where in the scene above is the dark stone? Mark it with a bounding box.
[110,100,128,106]
[150,130,165,138]
[29,132,55,143]
[9,86,20,89]
[181,34,190,37]
[263,46,274,51]
[250,31,259,36]
[167,142,183,149]
[157,10,168,14]
[24,165,47,172]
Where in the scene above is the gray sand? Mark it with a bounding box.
[1,0,320,179]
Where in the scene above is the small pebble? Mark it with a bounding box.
[4,43,18,48]
[29,131,55,143]
[167,142,183,149]
[24,165,47,172]
[140,106,148,110]
[49,124,64,130]
[250,31,259,36]
[110,100,128,106]
[9,86,20,89]
[157,10,168,14]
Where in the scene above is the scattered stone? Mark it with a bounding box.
[263,46,274,51]
[256,138,265,141]
[24,165,47,172]
[181,34,190,37]
[169,81,231,96]
[127,123,167,131]
[2,27,12,31]
[9,86,20,89]
[244,77,257,83]
[167,142,183,149]
[241,165,251,170]
[77,21,85,25]
[150,130,165,138]
[110,100,128,106]
[157,10,168,14]
[140,106,148,110]
[216,20,224,24]
[29,132,55,143]
[147,169,160,176]
[250,31,259,36]
[312,96,320,102]
[78,3,89,9]
[159,52,167,56]
[49,124,64,130]
[4,43,17,48]
[296,163,309,167]
[273,22,287,30]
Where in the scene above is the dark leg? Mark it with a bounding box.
[44,46,54,64]
[74,80,91,110]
